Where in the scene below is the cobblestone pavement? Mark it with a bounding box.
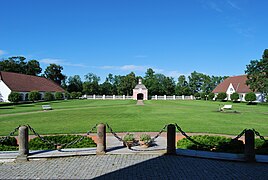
[0,155,268,179]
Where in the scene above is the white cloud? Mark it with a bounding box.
[40,58,88,68]
[100,65,149,72]
[227,0,241,10]
[0,50,6,56]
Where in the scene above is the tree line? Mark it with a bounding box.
[1,49,267,99]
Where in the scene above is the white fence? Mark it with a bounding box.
[151,95,195,100]
[82,95,133,100]
[81,95,195,100]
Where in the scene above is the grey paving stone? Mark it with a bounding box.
[0,154,268,179]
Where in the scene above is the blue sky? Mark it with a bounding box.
[0,0,267,82]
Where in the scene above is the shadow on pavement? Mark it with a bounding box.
[93,155,268,179]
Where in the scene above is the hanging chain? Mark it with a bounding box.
[105,123,124,142]
[252,129,268,142]
[174,123,211,148]
[27,124,98,150]
[233,129,247,140]
[0,125,21,143]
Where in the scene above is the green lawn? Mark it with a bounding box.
[0,100,267,136]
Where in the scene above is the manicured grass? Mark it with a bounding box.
[0,100,267,136]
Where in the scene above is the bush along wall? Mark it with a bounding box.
[0,137,18,151]
[177,135,244,153]
[29,135,96,150]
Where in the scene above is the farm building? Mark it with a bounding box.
[133,79,148,100]
[0,71,65,102]
[212,75,264,102]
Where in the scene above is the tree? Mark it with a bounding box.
[8,92,21,103]
[216,92,227,101]
[208,92,215,100]
[143,68,159,96]
[83,73,100,95]
[44,92,54,101]
[175,75,191,95]
[29,91,40,102]
[245,49,268,96]
[0,56,26,73]
[54,92,64,100]
[0,56,42,76]
[43,64,66,86]
[117,72,136,95]
[245,92,256,103]
[67,75,83,93]
[26,60,42,76]
[230,92,239,102]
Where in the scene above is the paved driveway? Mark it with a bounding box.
[1,154,268,179]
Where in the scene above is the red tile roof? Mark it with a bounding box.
[0,71,65,92]
[212,75,252,93]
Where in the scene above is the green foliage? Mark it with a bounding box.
[123,133,135,141]
[64,92,70,99]
[44,92,54,101]
[200,92,207,100]
[208,92,215,100]
[0,56,42,76]
[29,135,96,150]
[44,63,66,86]
[230,92,239,102]
[245,92,256,103]
[8,91,21,103]
[216,92,227,101]
[70,92,80,99]
[55,92,63,100]
[139,134,151,142]
[245,49,268,94]
[194,93,201,100]
[177,135,244,153]
[0,137,18,151]
[255,139,268,155]
[29,91,40,102]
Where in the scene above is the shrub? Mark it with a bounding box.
[123,133,135,142]
[177,135,244,153]
[29,91,41,102]
[216,92,227,101]
[200,92,207,100]
[55,92,64,100]
[70,92,78,99]
[0,137,18,151]
[245,92,256,103]
[139,134,151,143]
[76,92,82,98]
[8,91,21,103]
[230,92,239,102]
[44,92,54,101]
[64,92,70,99]
[208,92,215,100]
[194,93,201,100]
[255,138,268,155]
[29,135,96,150]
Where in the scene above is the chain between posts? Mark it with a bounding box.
[26,124,98,150]
[0,126,21,143]
[174,123,211,148]
[233,129,247,140]
[106,123,167,151]
[252,129,268,142]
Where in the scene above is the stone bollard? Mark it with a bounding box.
[16,126,29,161]
[96,123,106,155]
[166,124,176,155]
[244,129,255,162]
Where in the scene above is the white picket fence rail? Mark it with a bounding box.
[81,95,195,100]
